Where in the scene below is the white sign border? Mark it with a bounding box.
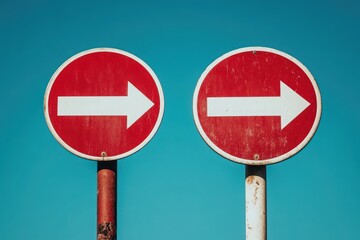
[193,46,322,165]
[44,48,165,161]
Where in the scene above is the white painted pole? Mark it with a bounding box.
[245,165,267,240]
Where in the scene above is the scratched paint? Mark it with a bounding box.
[97,162,117,240]
[193,47,321,165]
[245,166,266,240]
[44,48,164,161]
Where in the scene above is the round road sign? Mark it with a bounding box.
[193,47,321,165]
[44,48,164,161]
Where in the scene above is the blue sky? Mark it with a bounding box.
[1,0,359,239]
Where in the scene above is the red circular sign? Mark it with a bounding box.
[44,48,164,161]
[193,47,321,165]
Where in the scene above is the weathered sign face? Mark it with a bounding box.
[44,48,164,161]
[193,47,321,165]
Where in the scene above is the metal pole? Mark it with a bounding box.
[97,161,117,240]
[245,165,267,240]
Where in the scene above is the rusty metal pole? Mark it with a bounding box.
[245,165,267,240]
[97,161,117,240]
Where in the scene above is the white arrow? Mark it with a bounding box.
[207,81,310,129]
[57,82,154,128]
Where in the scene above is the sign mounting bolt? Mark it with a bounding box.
[101,151,107,160]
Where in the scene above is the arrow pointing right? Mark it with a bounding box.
[207,81,310,129]
[57,81,154,129]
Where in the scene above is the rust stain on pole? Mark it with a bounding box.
[245,165,267,240]
[97,161,117,240]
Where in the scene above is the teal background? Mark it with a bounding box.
[1,0,359,239]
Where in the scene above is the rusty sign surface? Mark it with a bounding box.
[193,47,321,165]
[44,48,164,161]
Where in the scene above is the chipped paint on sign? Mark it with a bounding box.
[193,47,321,165]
